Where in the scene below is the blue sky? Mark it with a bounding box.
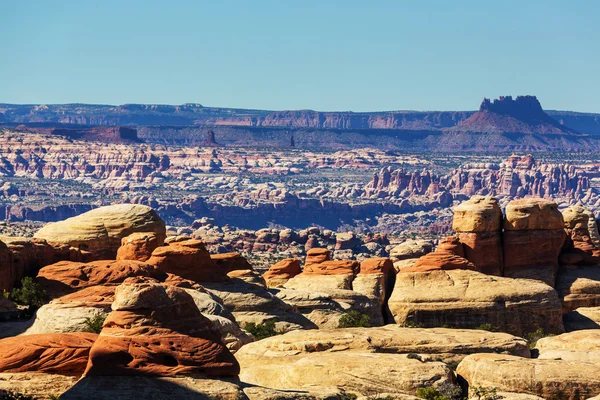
[1,1,598,112]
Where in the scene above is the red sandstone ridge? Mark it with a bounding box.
[454,96,580,135]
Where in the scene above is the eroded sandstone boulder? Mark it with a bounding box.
[262,258,301,288]
[452,195,503,232]
[37,259,166,298]
[304,248,330,266]
[535,329,600,362]
[116,232,160,262]
[34,204,166,259]
[556,265,600,312]
[83,277,240,377]
[503,198,565,286]
[403,236,476,272]
[388,269,564,336]
[564,306,600,331]
[147,239,227,282]
[210,252,252,273]
[457,353,600,400]
[0,332,97,375]
[560,205,600,265]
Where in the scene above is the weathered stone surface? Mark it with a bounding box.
[201,278,315,332]
[84,277,240,377]
[389,239,433,262]
[61,376,246,400]
[359,257,393,274]
[0,236,82,292]
[262,258,301,288]
[457,231,503,276]
[564,306,600,331]
[389,269,564,336]
[211,252,252,273]
[0,240,14,292]
[243,386,350,400]
[116,232,160,262]
[235,325,529,363]
[303,259,359,275]
[226,269,265,287]
[404,236,477,272]
[0,372,78,400]
[560,205,600,265]
[504,198,564,230]
[36,259,165,298]
[556,266,600,312]
[239,352,455,397]
[457,353,600,400]
[0,332,97,375]
[148,240,227,282]
[25,303,109,335]
[34,204,166,259]
[304,248,330,265]
[284,273,354,291]
[452,196,502,232]
[535,330,600,362]
[502,229,565,286]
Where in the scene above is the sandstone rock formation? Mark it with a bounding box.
[304,248,331,266]
[0,239,14,291]
[262,258,301,288]
[388,269,564,336]
[210,252,252,273]
[453,196,503,276]
[503,198,565,285]
[560,205,600,265]
[83,277,240,377]
[34,204,166,259]
[0,333,97,375]
[147,239,227,282]
[563,307,600,331]
[457,353,600,400]
[36,259,166,298]
[536,330,600,362]
[556,265,600,312]
[403,236,477,272]
[116,232,160,262]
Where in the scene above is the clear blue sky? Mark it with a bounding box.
[1,1,598,112]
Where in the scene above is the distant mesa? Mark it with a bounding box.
[455,95,580,135]
[205,129,220,147]
[15,124,142,144]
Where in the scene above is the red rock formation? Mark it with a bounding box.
[116,232,160,262]
[453,196,504,276]
[403,236,477,272]
[502,199,566,286]
[147,240,227,282]
[0,333,97,375]
[304,248,331,266]
[36,259,166,298]
[262,258,301,288]
[0,240,14,292]
[210,252,252,273]
[359,258,393,275]
[303,260,360,275]
[560,205,600,265]
[83,277,239,377]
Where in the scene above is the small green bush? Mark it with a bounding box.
[526,328,554,349]
[445,360,460,371]
[471,386,500,400]
[244,320,280,340]
[475,323,499,332]
[416,382,462,400]
[338,310,372,328]
[83,313,107,334]
[401,320,424,328]
[8,277,47,315]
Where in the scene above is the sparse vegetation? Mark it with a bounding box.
[5,277,47,317]
[526,328,554,349]
[470,386,501,400]
[416,382,463,400]
[475,323,499,332]
[0,391,39,400]
[444,360,460,371]
[83,312,107,334]
[337,310,372,328]
[244,320,281,340]
[401,321,424,328]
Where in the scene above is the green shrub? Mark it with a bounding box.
[471,386,500,400]
[338,310,372,328]
[244,320,280,340]
[401,320,424,328]
[416,382,462,400]
[444,360,460,371]
[526,328,554,349]
[475,323,499,332]
[8,277,47,314]
[83,313,107,334]
[0,390,38,400]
